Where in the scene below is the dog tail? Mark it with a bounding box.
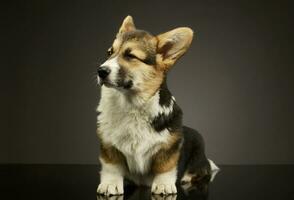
[208,159,220,182]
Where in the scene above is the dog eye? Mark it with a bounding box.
[124,51,138,60]
[126,53,137,59]
[107,47,113,57]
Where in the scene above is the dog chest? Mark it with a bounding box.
[98,108,169,174]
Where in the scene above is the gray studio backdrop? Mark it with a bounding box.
[1,0,293,164]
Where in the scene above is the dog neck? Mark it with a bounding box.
[98,79,173,113]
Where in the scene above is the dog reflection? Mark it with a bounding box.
[96,177,210,200]
[97,195,124,200]
[151,194,177,200]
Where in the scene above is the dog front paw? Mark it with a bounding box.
[151,182,177,195]
[97,181,124,196]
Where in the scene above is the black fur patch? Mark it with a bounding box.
[158,78,172,107]
[177,126,211,181]
[117,67,127,84]
[123,47,156,65]
[122,30,152,41]
[157,41,174,59]
[123,48,133,61]
[152,103,183,133]
[116,66,133,89]
[142,51,156,65]
[151,80,183,133]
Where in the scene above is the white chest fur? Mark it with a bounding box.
[97,86,170,174]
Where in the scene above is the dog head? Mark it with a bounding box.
[97,16,193,98]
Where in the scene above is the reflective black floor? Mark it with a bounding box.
[1,165,293,200]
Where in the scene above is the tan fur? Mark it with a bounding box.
[152,151,180,174]
[100,142,126,164]
[111,38,122,53]
[126,47,146,61]
[97,130,126,165]
[118,15,136,34]
[140,70,164,100]
[156,27,194,70]
[151,133,182,174]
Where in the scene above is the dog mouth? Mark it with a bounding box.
[98,78,133,90]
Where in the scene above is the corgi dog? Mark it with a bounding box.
[96,16,218,196]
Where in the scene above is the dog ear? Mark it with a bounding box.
[118,15,136,34]
[156,27,193,68]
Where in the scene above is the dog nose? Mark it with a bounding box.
[97,67,111,79]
